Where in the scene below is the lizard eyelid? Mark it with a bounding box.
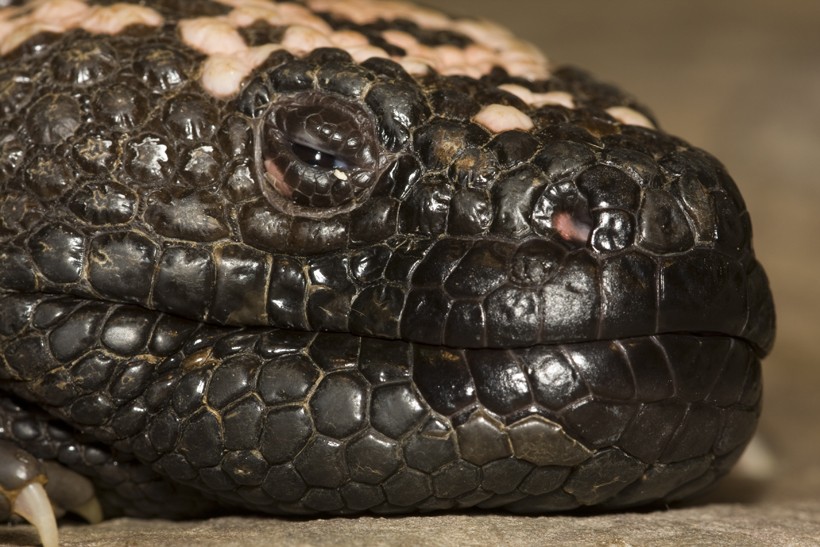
[255,92,382,217]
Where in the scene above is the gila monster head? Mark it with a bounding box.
[0,0,774,535]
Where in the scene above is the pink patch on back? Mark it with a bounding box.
[473,104,535,134]
[201,44,280,98]
[329,29,370,48]
[498,84,576,109]
[179,17,247,55]
[82,4,163,34]
[0,21,62,54]
[606,106,655,129]
[0,0,553,98]
[225,0,331,34]
[32,0,88,22]
[280,24,334,55]
[0,0,163,54]
[344,43,390,64]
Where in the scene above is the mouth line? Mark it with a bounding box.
[8,289,757,356]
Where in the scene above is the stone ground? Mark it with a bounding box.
[3,1,820,545]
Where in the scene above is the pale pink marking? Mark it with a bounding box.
[225,0,331,34]
[434,45,467,70]
[382,32,440,70]
[306,0,548,79]
[179,17,247,56]
[200,44,280,98]
[81,4,163,35]
[605,106,655,129]
[454,19,516,50]
[0,0,163,54]
[534,91,575,109]
[381,30,494,78]
[1,0,552,99]
[381,29,417,51]
[463,43,497,66]
[329,29,370,48]
[306,0,449,28]
[0,21,62,55]
[473,104,535,134]
[454,19,549,79]
[31,0,88,23]
[395,56,431,76]
[498,84,576,109]
[280,25,333,55]
[344,43,390,64]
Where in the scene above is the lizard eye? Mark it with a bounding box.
[256,93,382,217]
[290,141,351,170]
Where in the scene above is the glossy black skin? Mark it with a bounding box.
[0,0,774,519]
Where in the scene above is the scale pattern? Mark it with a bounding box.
[0,0,774,522]
[1,293,761,514]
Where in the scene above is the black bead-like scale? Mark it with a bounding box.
[0,0,774,521]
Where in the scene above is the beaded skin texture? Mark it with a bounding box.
[0,0,774,523]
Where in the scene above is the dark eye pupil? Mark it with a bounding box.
[292,142,341,169]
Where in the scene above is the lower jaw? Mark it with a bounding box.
[0,292,761,515]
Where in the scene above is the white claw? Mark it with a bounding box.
[12,482,59,547]
[735,433,778,481]
[71,495,103,524]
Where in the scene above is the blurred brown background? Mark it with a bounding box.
[6,1,820,545]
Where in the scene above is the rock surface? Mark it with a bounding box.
[7,501,820,546]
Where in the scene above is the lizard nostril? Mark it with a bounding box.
[552,210,592,244]
[532,180,593,248]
